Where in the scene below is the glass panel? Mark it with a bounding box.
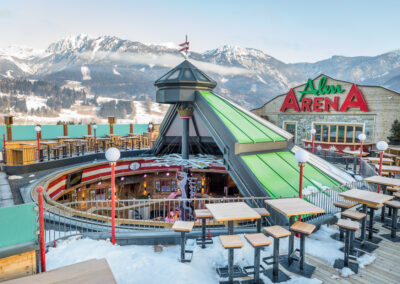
[166,69,181,80]
[284,123,296,141]
[329,125,337,143]
[346,126,354,143]
[193,69,210,81]
[315,124,322,141]
[181,69,195,80]
[338,126,345,143]
[322,125,329,142]
[355,126,363,142]
[161,180,171,192]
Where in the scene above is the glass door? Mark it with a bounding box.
[284,122,297,142]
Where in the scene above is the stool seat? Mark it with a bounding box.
[337,219,360,231]
[290,221,316,235]
[264,225,291,238]
[342,209,367,220]
[386,186,399,192]
[194,209,213,219]
[172,221,194,232]
[244,233,272,247]
[219,235,245,248]
[252,208,270,217]
[334,201,355,209]
[385,200,400,209]
[394,192,400,199]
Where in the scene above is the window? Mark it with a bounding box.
[313,123,363,143]
[284,122,297,142]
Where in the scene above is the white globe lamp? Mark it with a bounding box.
[92,124,97,130]
[376,141,388,151]
[105,147,120,162]
[358,133,366,142]
[35,126,41,132]
[295,149,309,164]
[310,129,316,135]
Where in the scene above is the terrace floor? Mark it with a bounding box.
[296,221,399,283]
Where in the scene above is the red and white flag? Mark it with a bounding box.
[179,41,189,52]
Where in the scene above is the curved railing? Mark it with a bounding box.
[42,180,370,245]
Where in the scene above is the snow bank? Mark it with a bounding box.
[47,235,320,284]
[46,225,375,283]
[8,175,23,180]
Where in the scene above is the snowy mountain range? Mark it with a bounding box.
[1,34,399,109]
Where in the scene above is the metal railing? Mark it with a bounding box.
[44,196,273,245]
[303,147,377,178]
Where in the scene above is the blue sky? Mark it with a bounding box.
[0,0,399,63]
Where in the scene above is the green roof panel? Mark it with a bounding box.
[242,151,340,197]
[200,91,285,143]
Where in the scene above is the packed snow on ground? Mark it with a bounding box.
[46,225,375,283]
[340,267,355,277]
[46,235,321,284]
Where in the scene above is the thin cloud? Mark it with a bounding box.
[79,51,253,76]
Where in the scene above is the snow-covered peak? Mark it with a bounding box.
[46,34,96,53]
[203,45,271,60]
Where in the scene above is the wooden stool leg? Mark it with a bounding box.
[392,208,398,239]
[254,247,260,283]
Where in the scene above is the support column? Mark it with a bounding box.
[178,107,193,160]
[4,116,13,141]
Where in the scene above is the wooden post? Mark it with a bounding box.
[108,117,115,135]
[63,124,68,136]
[88,124,92,135]
[129,123,133,134]
[4,116,13,141]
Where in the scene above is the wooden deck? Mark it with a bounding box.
[283,221,400,283]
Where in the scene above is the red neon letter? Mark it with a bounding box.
[324,97,339,111]
[301,98,312,112]
[280,89,300,112]
[313,97,324,112]
[339,84,369,112]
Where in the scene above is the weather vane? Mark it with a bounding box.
[178,35,189,59]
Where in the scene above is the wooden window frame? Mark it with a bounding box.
[312,123,363,143]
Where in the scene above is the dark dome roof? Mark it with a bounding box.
[154,60,217,89]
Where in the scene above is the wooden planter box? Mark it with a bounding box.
[0,250,36,281]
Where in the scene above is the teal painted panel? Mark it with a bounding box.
[114,124,130,136]
[68,125,88,138]
[0,126,6,150]
[41,125,64,140]
[95,124,109,137]
[11,125,36,141]
[133,124,148,134]
[0,203,37,249]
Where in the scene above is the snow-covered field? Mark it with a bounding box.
[46,225,375,284]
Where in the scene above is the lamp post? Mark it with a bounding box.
[148,122,154,148]
[358,133,366,176]
[93,124,97,153]
[105,147,120,245]
[310,128,316,154]
[376,141,388,193]
[295,149,309,222]
[35,126,41,162]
